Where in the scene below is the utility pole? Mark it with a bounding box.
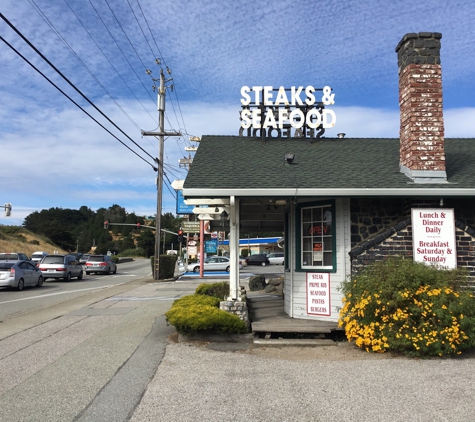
[142,68,181,280]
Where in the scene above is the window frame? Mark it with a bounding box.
[295,200,336,272]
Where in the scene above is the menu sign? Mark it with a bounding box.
[306,273,331,316]
[412,208,456,269]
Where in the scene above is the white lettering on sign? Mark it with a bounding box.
[306,273,331,316]
[239,85,336,136]
[412,208,457,269]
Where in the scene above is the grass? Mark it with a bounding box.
[0,226,66,257]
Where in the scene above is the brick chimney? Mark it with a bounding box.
[395,32,447,183]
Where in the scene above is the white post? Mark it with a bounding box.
[229,196,240,300]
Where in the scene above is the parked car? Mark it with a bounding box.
[85,255,117,275]
[39,254,83,281]
[0,252,31,262]
[0,260,44,290]
[245,254,270,266]
[187,256,243,273]
[267,252,284,265]
[239,255,248,267]
[31,251,49,264]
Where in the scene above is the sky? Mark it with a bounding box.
[1,0,474,226]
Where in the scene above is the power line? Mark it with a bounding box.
[0,34,157,171]
[62,0,158,128]
[0,13,157,164]
[87,0,156,105]
[28,0,155,134]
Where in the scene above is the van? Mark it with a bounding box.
[31,251,49,264]
[39,254,83,281]
[266,252,284,265]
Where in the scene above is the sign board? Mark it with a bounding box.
[306,273,331,316]
[182,221,200,232]
[187,246,197,256]
[176,190,194,215]
[239,85,336,139]
[205,239,218,254]
[412,208,457,269]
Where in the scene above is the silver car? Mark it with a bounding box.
[0,260,44,290]
[39,254,83,281]
[187,256,243,273]
[85,255,117,275]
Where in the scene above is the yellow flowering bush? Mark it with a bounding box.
[339,256,475,357]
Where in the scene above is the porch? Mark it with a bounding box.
[247,294,342,339]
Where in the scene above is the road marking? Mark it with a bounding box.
[0,281,131,305]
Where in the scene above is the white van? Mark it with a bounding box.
[31,251,49,264]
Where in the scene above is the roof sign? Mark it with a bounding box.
[239,85,336,139]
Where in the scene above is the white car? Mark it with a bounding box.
[267,252,285,265]
[187,256,243,273]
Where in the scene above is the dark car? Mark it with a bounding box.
[0,252,31,262]
[245,254,270,266]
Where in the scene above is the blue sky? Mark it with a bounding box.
[1,0,474,226]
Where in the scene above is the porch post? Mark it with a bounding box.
[228,196,240,300]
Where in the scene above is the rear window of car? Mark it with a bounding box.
[42,256,66,264]
[88,256,105,262]
[0,263,15,270]
[0,253,18,260]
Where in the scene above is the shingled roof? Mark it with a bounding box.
[182,135,475,198]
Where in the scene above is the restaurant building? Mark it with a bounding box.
[182,32,475,323]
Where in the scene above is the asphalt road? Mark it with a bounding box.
[0,259,152,324]
[0,260,199,421]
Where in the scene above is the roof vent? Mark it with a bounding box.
[337,133,346,138]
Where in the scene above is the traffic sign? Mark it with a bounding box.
[182,221,200,231]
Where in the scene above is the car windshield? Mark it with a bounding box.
[0,263,15,270]
[42,256,65,264]
[88,256,104,262]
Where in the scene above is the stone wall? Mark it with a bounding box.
[350,198,475,285]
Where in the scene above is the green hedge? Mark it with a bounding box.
[195,282,230,299]
[165,293,248,334]
[150,254,177,280]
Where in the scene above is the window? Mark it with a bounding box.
[297,202,335,271]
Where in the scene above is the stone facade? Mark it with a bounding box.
[219,300,250,328]
[349,198,475,285]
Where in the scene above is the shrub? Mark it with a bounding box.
[110,255,119,263]
[28,239,40,245]
[150,254,177,279]
[195,282,230,299]
[165,294,248,334]
[118,248,146,257]
[339,256,475,357]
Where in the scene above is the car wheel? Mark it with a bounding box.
[261,261,267,266]
[113,266,117,274]
[36,276,44,287]
[77,271,83,280]
[225,266,230,272]
[86,272,90,275]
[193,266,199,273]
[17,278,25,291]
[64,272,71,282]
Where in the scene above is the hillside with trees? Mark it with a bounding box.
[18,204,183,256]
